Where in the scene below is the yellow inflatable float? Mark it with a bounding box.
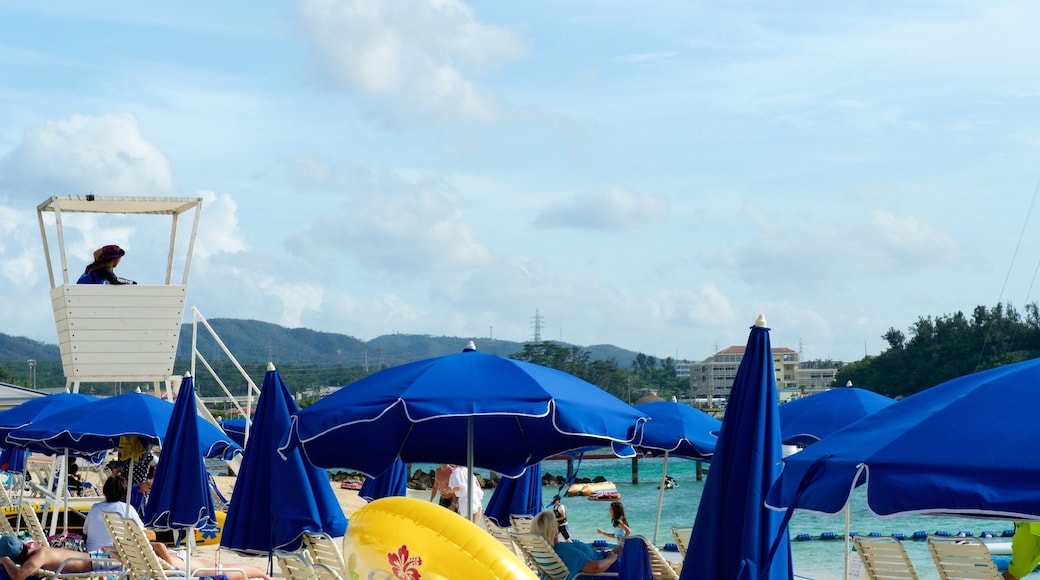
[344,496,536,579]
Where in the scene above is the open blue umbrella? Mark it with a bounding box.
[8,392,240,459]
[767,356,1040,520]
[219,418,249,448]
[484,463,543,528]
[281,342,648,520]
[633,401,720,545]
[221,364,347,555]
[682,315,792,580]
[0,393,99,443]
[143,374,214,574]
[358,457,409,502]
[778,382,894,446]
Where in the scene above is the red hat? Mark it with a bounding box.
[99,245,125,260]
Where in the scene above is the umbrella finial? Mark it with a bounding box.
[754,314,767,327]
[845,380,853,387]
[183,371,191,378]
[463,341,477,352]
[267,362,276,371]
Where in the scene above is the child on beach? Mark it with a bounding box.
[596,500,631,547]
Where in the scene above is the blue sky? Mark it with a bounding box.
[1,1,1039,365]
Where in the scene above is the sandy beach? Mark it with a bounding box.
[193,475,367,574]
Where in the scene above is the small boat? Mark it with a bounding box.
[566,481,617,497]
[340,480,363,490]
[658,475,678,490]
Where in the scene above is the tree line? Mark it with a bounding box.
[0,343,689,405]
[835,302,1040,398]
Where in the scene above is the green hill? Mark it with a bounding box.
[0,319,643,387]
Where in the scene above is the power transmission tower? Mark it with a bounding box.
[531,309,544,342]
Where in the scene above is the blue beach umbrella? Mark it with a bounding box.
[358,457,409,502]
[0,447,26,474]
[0,393,99,443]
[281,342,648,520]
[682,315,792,580]
[221,364,346,555]
[143,373,214,573]
[778,382,894,446]
[633,401,720,544]
[484,463,543,529]
[8,392,240,459]
[766,356,1040,520]
[219,418,249,448]
[0,394,99,496]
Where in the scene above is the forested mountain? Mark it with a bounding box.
[7,303,1038,402]
[0,319,649,395]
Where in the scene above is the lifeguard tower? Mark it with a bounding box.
[37,195,203,395]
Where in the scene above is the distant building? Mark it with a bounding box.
[688,347,842,407]
[674,360,693,378]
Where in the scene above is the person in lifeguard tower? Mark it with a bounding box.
[77,244,136,285]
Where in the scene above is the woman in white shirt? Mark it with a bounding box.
[448,465,484,523]
[82,475,145,552]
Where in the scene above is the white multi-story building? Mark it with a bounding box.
[688,347,841,407]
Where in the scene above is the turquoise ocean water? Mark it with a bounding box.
[414,458,1035,580]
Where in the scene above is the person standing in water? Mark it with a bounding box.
[551,495,571,541]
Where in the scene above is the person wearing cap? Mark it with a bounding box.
[77,244,137,285]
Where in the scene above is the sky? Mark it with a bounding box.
[1,1,1039,365]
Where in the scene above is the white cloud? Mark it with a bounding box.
[699,207,959,288]
[194,191,246,259]
[534,187,670,231]
[0,113,175,203]
[297,0,527,125]
[286,155,494,276]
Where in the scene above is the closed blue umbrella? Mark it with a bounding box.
[280,342,648,521]
[779,383,894,446]
[358,457,409,502]
[221,364,346,555]
[767,356,1040,519]
[682,315,792,580]
[0,447,26,473]
[633,401,720,545]
[143,373,214,573]
[8,392,240,459]
[484,463,543,528]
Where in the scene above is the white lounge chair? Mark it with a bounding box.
[927,536,1001,579]
[854,536,920,580]
[670,527,691,558]
[509,530,618,580]
[275,549,342,580]
[300,531,347,580]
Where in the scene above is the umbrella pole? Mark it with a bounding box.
[125,456,135,518]
[61,450,70,534]
[653,451,669,545]
[844,504,851,579]
[15,459,28,531]
[185,527,194,578]
[466,417,474,522]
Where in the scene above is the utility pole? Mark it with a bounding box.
[26,359,36,389]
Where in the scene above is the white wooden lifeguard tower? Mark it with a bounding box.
[37,195,203,395]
